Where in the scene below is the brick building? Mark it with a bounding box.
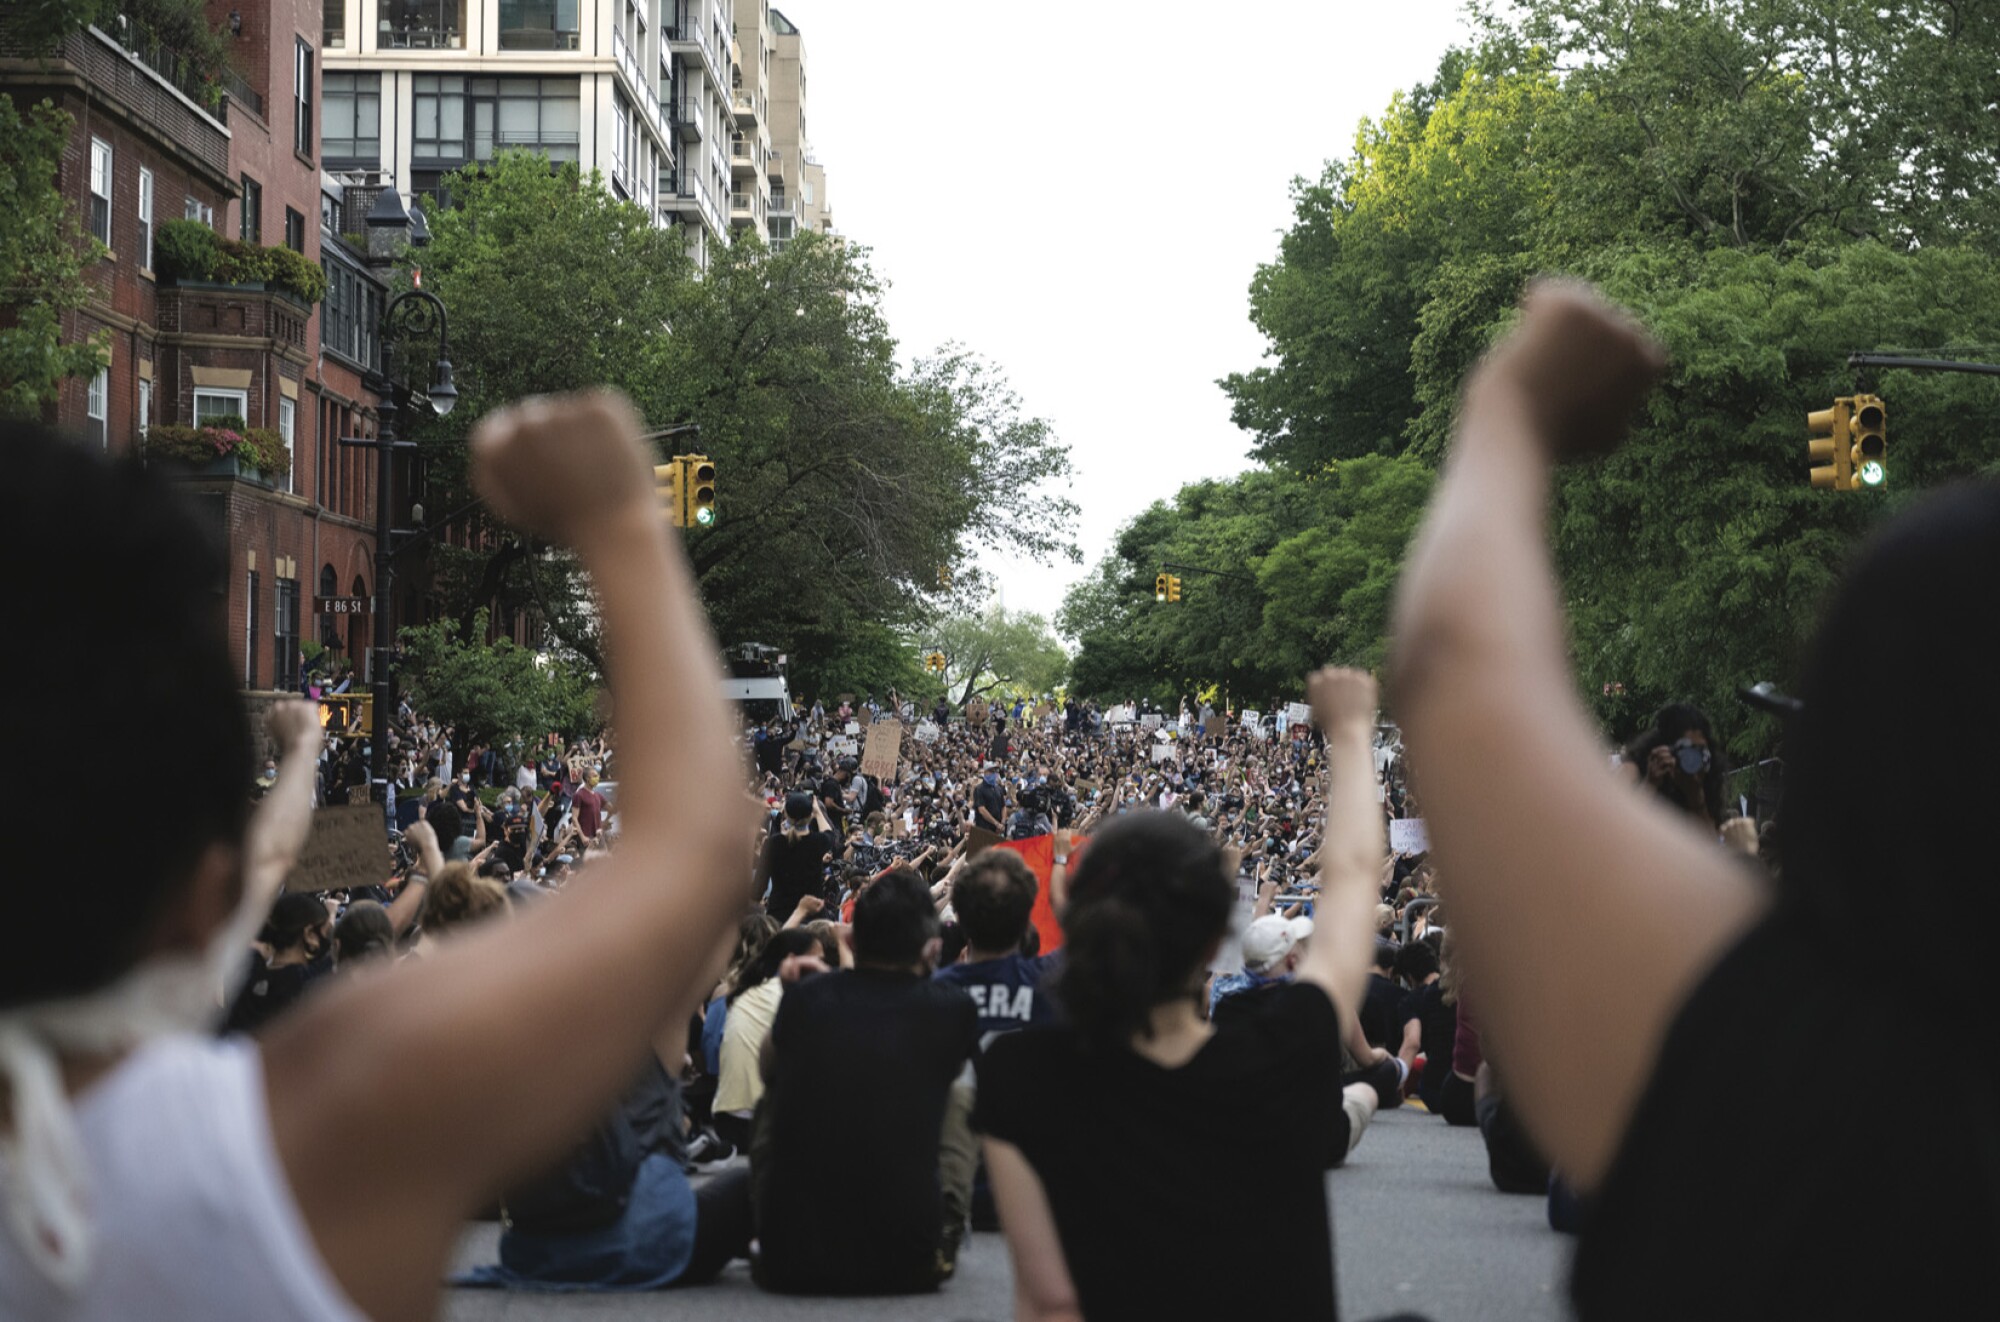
[2,8,400,695]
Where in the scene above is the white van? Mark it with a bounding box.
[721,675,795,722]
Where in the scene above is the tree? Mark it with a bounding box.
[935,608,1068,705]
[395,609,601,748]
[0,97,105,418]
[401,155,1076,683]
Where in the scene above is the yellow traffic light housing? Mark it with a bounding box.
[1167,574,1182,603]
[1807,400,1852,491]
[655,463,685,527]
[680,454,717,527]
[1155,572,1169,602]
[1850,394,1886,488]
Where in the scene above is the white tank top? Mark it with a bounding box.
[0,1034,365,1321]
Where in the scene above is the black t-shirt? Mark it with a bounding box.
[761,828,833,916]
[977,981,1347,1321]
[1359,972,1406,1050]
[972,780,1007,830]
[1401,981,1456,1108]
[755,968,979,1294]
[1573,912,1998,1319]
[223,950,333,1035]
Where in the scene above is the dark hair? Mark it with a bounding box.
[1373,938,1399,971]
[850,869,938,968]
[729,927,819,1002]
[426,800,465,845]
[1,425,253,1007]
[1394,939,1439,985]
[952,850,1038,953]
[1781,482,2000,982]
[334,900,396,964]
[1051,811,1232,1050]
[1627,703,1728,824]
[261,893,330,952]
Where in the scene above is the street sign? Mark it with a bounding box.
[318,597,370,615]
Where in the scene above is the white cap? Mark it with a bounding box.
[1241,915,1314,973]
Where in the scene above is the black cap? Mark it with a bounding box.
[784,791,813,821]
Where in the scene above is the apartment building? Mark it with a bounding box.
[767,8,830,246]
[322,0,734,263]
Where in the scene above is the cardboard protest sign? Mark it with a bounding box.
[964,825,1003,857]
[1286,702,1312,730]
[1151,743,1174,764]
[1140,714,1162,731]
[1107,705,1136,725]
[1389,817,1430,856]
[844,721,861,736]
[288,803,389,893]
[861,717,903,781]
[1241,709,1261,728]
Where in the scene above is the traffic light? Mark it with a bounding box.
[937,565,952,589]
[1807,399,1851,491]
[925,651,947,674]
[1155,572,1169,602]
[680,454,717,527]
[655,463,685,527]
[1850,394,1886,487]
[1167,574,1182,603]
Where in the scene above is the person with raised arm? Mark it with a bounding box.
[0,394,753,1322]
[1390,283,1998,1316]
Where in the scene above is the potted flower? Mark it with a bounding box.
[144,422,291,484]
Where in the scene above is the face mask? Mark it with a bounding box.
[1674,742,1711,776]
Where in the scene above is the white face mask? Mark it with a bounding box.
[0,818,283,1290]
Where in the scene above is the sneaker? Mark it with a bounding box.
[685,1128,735,1164]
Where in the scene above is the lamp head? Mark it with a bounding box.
[428,359,458,416]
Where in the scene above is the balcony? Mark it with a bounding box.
[732,90,758,125]
[610,26,670,147]
[768,194,795,219]
[729,136,758,175]
[659,171,726,237]
[5,26,232,186]
[664,14,725,86]
[671,99,703,142]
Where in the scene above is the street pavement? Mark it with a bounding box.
[443,1106,1572,1321]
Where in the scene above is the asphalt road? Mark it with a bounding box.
[443,1106,1571,1321]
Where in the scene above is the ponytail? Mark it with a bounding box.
[1050,811,1234,1052]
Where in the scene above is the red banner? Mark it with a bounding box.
[990,833,1088,955]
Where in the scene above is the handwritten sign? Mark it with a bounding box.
[844,721,861,736]
[965,825,1003,857]
[1140,714,1162,731]
[1151,743,1174,764]
[1389,817,1430,856]
[861,717,903,781]
[826,736,858,758]
[1241,709,1261,729]
[288,803,389,893]
[1107,705,1136,725]
[1285,702,1312,731]
[914,720,940,744]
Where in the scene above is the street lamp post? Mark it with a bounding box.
[342,287,456,805]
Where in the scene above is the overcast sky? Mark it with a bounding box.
[773,0,1474,636]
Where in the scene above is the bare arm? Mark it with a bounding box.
[240,702,321,902]
[383,820,444,936]
[266,393,755,1322]
[1294,669,1386,1023]
[1049,828,1072,914]
[1389,284,1764,1190]
[985,1138,1085,1322]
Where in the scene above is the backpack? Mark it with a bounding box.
[862,774,888,819]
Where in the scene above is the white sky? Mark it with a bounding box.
[774,0,1474,635]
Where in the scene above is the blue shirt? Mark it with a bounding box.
[1209,968,1285,1015]
[934,952,1063,1040]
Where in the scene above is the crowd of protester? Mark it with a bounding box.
[6,286,1993,1320]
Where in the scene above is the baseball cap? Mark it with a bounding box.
[1241,914,1314,973]
[784,791,814,821]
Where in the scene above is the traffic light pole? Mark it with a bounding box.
[1160,562,1256,584]
[1847,353,2000,377]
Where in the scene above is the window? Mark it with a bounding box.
[324,0,346,48]
[414,74,468,161]
[247,570,260,687]
[611,94,631,190]
[138,378,152,440]
[275,577,300,691]
[323,74,381,166]
[185,196,214,226]
[86,366,108,448]
[382,0,468,49]
[88,138,111,245]
[284,207,306,253]
[138,168,154,270]
[320,255,382,369]
[493,77,580,161]
[240,174,262,242]
[278,397,296,492]
[194,389,249,428]
[499,0,580,50]
[294,39,314,157]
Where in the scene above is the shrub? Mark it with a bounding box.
[144,423,290,477]
[265,244,328,303]
[153,218,220,281]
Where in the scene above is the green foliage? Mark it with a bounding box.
[403,153,1077,681]
[153,221,325,303]
[934,608,1069,704]
[144,423,290,475]
[1063,460,1432,705]
[1191,1,2000,756]
[0,97,105,419]
[396,608,602,747]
